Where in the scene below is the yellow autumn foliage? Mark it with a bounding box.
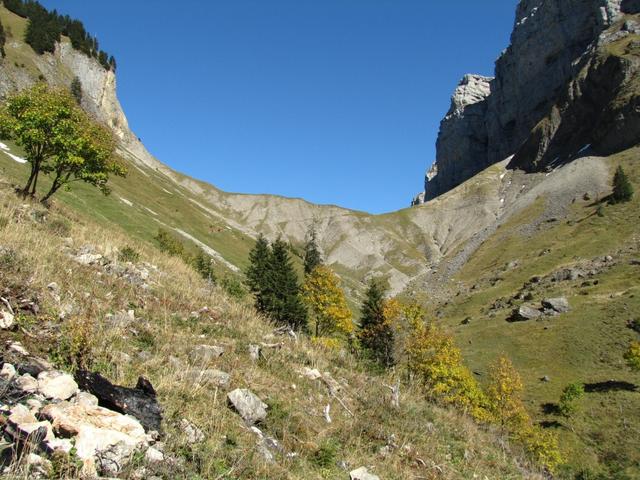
[302,265,353,337]
[625,341,640,371]
[406,320,490,422]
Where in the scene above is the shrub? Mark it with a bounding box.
[154,228,185,257]
[311,439,341,468]
[221,275,247,300]
[192,249,216,283]
[625,341,640,371]
[118,246,140,263]
[558,382,584,417]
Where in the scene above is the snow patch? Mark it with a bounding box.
[0,142,27,163]
[119,197,133,207]
[161,188,173,195]
[173,228,240,272]
[577,144,592,155]
[143,206,158,216]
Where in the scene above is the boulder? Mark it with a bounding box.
[350,466,380,480]
[37,370,78,401]
[300,367,322,380]
[41,401,148,476]
[509,305,542,322]
[227,388,268,425]
[189,344,225,363]
[541,297,570,313]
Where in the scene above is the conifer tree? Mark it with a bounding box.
[303,224,322,275]
[358,279,395,368]
[612,165,634,203]
[245,234,272,314]
[268,237,308,331]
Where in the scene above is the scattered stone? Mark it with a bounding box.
[509,305,542,322]
[179,419,205,443]
[300,367,322,380]
[37,370,78,401]
[322,371,342,396]
[541,375,551,382]
[248,344,261,361]
[74,391,99,407]
[105,310,135,328]
[7,404,55,444]
[350,466,380,480]
[186,368,230,388]
[604,255,613,262]
[189,344,225,363]
[46,282,59,293]
[541,297,570,313]
[0,310,15,329]
[73,253,103,265]
[26,398,43,412]
[227,388,268,425]
[630,259,640,266]
[250,426,281,463]
[145,446,164,464]
[15,373,38,393]
[0,363,16,381]
[461,317,471,325]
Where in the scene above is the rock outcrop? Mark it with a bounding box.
[417,0,640,202]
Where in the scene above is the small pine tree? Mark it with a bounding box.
[611,165,633,203]
[358,279,395,368]
[192,249,216,284]
[245,234,272,313]
[268,238,308,331]
[303,224,322,275]
[70,76,82,104]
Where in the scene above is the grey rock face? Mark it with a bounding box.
[419,0,638,202]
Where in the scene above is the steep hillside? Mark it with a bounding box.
[1,0,640,477]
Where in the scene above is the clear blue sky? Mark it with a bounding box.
[40,0,517,214]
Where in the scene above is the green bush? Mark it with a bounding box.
[611,166,633,204]
[558,382,584,417]
[118,245,140,263]
[154,228,185,257]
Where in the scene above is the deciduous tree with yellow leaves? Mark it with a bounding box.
[302,265,353,338]
[406,320,490,421]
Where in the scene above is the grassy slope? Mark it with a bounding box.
[0,180,537,479]
[437,148,640,478]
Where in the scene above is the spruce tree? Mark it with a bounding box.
[303,224,322,275]
[612,165,633,203]
[268,238,308,331]
[245,234,272,314]
[358,279,395,368]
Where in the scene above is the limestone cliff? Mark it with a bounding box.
[0,29,163,172]
[416,0,640,203]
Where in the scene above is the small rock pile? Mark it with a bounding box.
[0,342,163,478]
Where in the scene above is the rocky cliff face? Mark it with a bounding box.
[416,0,640,203]
[0,37,162,172]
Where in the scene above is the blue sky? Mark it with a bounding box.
[40,1,517,213]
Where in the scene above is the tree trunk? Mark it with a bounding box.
[21,165,37,197]
[41,180,60,204]
[30,168,39,196]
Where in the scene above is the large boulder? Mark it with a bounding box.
[509,305,542,322]
[542,297,570,313]
[227,388,268,425]
[41,401,148,476]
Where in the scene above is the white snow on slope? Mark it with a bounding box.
[0,142,27,163]
[173,228,240,272]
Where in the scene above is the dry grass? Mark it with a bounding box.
[0,182,541,479]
